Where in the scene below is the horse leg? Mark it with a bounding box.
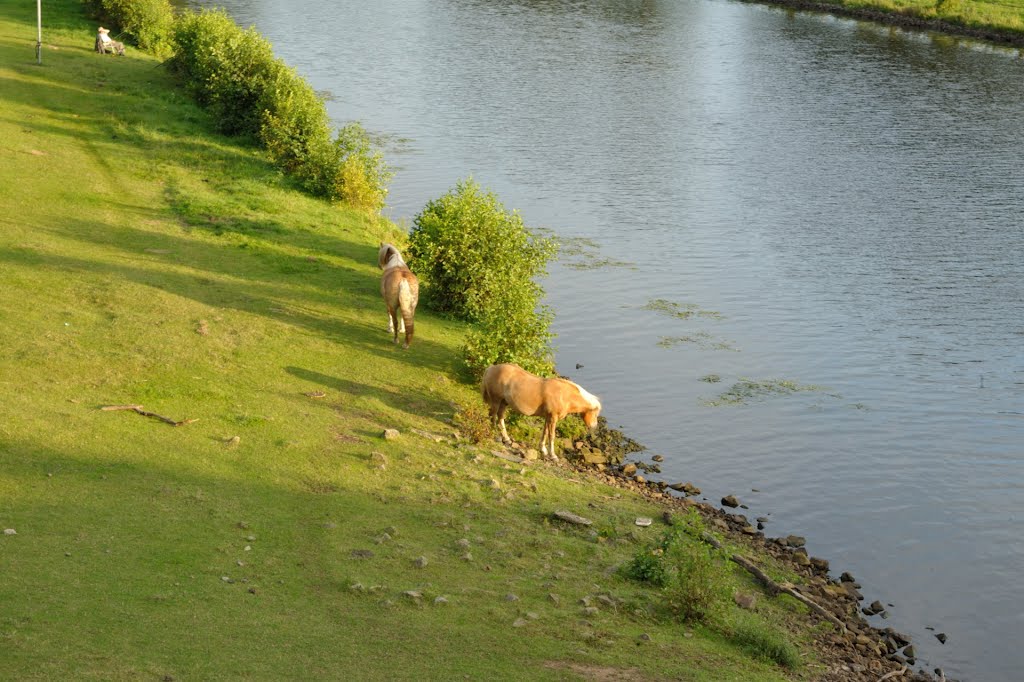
[496,403,512,444]
[547,417,561,460]
[388,307,401,344]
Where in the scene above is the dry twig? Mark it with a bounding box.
[100,404,198,427]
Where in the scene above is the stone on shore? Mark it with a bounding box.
[721,495,739,508]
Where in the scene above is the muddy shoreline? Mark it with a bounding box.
[748,0,1024,49]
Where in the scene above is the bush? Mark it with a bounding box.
[171,11,282,137]
[171,10,391,211]
[409,179,557,376]
[83,0,175,56]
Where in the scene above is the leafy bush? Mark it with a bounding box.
[409,179,557,375]
[171,11,282,136]
[462,302,555,377]
[83,0,175,56]
[171,10,391,211]
[667,542,728,623]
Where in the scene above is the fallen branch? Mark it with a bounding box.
[697,532,847,634]
[877,665,908,681]
[100,404,198,427]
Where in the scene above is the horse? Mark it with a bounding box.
[377,242,420,348]
[481,363,601,459]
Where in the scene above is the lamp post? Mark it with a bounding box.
[36,0,42,64]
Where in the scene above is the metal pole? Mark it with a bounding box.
[36,0,42,64]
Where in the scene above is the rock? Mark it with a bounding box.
[523,448,540,461]
[902,645,915,659]
[667,482,686,491]
[434,596,448,605]
[413,556,428,568]
[785,535,806,548]
[652,455,664,462]
[840,571,856,583]
[552,510,592,526]
[621,463,637,477]
[734,592,757,609]
[864,600,885,616]
[512,618,528,628]
[935,633,948,644]
[638,633,651,641]
[350,549,374,559]
[721,495,739,508]
[810,557,830,572]
[368,451,388,470]
[793,552,811,566]
[456,538,471,549]
[635,517,652,527]
[3,529,16,536]
[548,593,560,605]
[461,552,473,562]
[634,475,645,484]
[505,593,519,602]
[482,478,501,489]
[582,449,608,465]
[382,429,400,440]
[582,606,599,616]
[403,590,423,600]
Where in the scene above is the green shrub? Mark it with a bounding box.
[171,11,391,211]
[666,542,728,623]
[462,302,555,377]
[171,11,282,137]
[409,179,557,376]
[409,180,557,321]
[82,0,175,56]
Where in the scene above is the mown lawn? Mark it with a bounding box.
[1,1,822,680]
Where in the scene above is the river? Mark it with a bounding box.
[181,1,1024,678]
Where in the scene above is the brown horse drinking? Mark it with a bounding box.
[481,363,601,458]
[378,242,419,348]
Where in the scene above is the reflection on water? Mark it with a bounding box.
[181,0,1024,677]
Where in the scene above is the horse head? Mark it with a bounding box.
[378,242,401,270]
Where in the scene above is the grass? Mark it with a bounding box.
[2,1,824,679]
[768,0,1024,40]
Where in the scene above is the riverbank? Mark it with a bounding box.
[0,1,954,680]
[750,0,1024,48]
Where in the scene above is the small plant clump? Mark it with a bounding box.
[452,401,492,444]
[700,378,824,407]
[642,298,723,321]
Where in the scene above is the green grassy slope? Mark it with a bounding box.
[0,2,813,680]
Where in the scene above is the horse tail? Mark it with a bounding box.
[398,277,416,347]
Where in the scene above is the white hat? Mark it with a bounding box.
[98,27,110,34]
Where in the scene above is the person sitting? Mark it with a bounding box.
[95,27,125,56]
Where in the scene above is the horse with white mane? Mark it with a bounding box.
[377,242,419,348]
[481,363,601,458]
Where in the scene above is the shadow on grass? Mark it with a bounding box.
[0,228,459,376]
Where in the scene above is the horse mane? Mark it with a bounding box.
[379,242,405,270]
